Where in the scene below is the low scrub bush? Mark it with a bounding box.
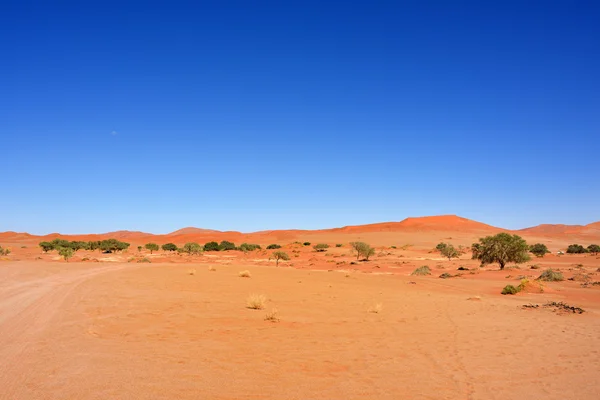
[501,285,519,295]
[537,269,564,282]
[266,244,281,250]
[238,270,251,278]
[411,266,431,276]
[246,294,267,310]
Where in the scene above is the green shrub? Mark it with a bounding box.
[303,242,311,246]
[411,266,431,276]
[219,240,236,251]
[39,241,54,252]
[58,247,74,261]
[267,244,281,250]
[0,246,11,256]
[501,285,519,295]
[439,273,453,279]
[239,243,261,252]
[529,243,550,257]
[313,243,330,252]
[457,266,469,271]
[183,242,203,255]
[204,241,220,251]
[566,244,587,254]
[144,243,159,254]
[162,243,178,252]
[537,269,564,282]
[390,245,396,249]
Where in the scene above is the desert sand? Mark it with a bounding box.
[1,215,600,399]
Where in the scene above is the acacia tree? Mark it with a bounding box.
[183,242,203,255]
[39,241,54,253]
[162,243,178,252]
[272,251,290,267]
[471,233,530,270]
[567,244,587,254]
[145,243,159,254]
[350,242,374,260]
[436,242,460,261]
[587,244,600,255]
[529,243,550,258]
[58,247,74,262]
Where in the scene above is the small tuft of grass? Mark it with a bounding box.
[264,308,280,322]
[137,257,151,263]
[411,266,431,276]
[537,269,564,282]
[238,270,251,278]
[246,294,267,310]
[439,272,453,279]
[368,303,382,313]
[501,285,520,295]
[188,268,196,275]
[208,266,216,272]
[530,264,540,269]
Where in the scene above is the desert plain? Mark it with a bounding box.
[1,215,600,399]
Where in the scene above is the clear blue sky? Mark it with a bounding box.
[1,1,599,234]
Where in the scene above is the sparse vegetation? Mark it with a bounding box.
[239,243,261,252]
[162,243,178,252]
[58,247,74,261]
[187,268,196,275]
[145,243,159,254]
[436,242,460,260]
[587,244,600,255]
[264,308,279,322]
[266,244,281,250]
[137,246,142,252]
[219,240,236,251]
[39,241,54,253]
[501,285,519,295]
[272,251,290,267]
[411,266,431,276]
[566,244,587,254]
[537,269,564,282]
[471,233,530,270]
[313,243,329,252]
[439,273,453,279]
[246,294,267,310]
[336,244,343,247]
[529,243,550,257]
[303,242,311,246]
[137,257,151,263]
[238,270,251,278]
[182,242,203,255]
[204,241,220,251]
[350,242,375,260]
[0,246,11,256]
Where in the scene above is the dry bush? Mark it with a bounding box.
[238,270,251,278]
[208,266,216,272]
[246,294,267,310]
[368,303,383,313]
[188,268,196,275]
[137,257,151,263]
[411,266,431,276]
[537,269,564,282]
[264,308,280,322]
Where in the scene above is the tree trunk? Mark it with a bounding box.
[276,258,279,267]
[499,261,505,270]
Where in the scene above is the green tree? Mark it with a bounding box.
[70,241,89,251]
[204,241,220,251]
[88,241,100,251]
[566,244,587,254]
[219,240,236,251]
[145,243,159,254]
[39,241,54,253]
[51,238,72,249]
[350,242,374,260]
[471,233,530,270]
[58,247,74,261]
[162,243,178,252]
[529,243,550,258]
[272,251,290,267]
[587,244,600,255]
[183,242,203,255]
[313,243,330,252]
[436,242,460,261]
[99,239,130,253]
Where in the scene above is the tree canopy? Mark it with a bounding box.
[566,244,587,254]
[162,243,178,252]
[436,242,460,260]
[471,233,530,270]
[587,244,600,255]
[529,243,550,257]
[272,251,290,267]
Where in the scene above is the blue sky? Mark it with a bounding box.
[1,1,599,234]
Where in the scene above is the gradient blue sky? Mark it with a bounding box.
[1,1,599,234]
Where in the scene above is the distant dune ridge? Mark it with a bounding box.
[1,215,599,245]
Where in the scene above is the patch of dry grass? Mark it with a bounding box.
[188,268,196,275]
[246,294,267,310]
[264,308,279,322]
[208,266,216,272]
[238,270,251,278]
[368,303,383,313]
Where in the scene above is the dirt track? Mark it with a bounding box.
[1,261,599,399]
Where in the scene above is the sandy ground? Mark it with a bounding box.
[1,216,600,399]
[1,257,599,400]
